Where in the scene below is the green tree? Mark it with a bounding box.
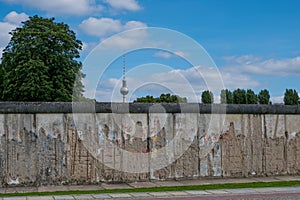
[258,89,270,104]
[0,67,4,100]
[159,93,171,103]
[284,89,299,105]
[246,89,258,104]
[134,95,157,103]
[201,90,214,104]
[134,93,187,103]
[157,93,187,103]
[4,59,52,101]
[220,89,233,104]
[0,15,84,101]
[233,88,246,104]
[171,95,187,103]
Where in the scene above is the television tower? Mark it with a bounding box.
[120,55,129,103]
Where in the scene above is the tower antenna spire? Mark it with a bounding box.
[123,55,126,80]
[120,54,129,103]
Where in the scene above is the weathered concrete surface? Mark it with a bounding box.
[0,102,299,114]
[0,103,299,187]
[220,114,300,177]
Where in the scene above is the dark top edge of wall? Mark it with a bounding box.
[0,102,299,114]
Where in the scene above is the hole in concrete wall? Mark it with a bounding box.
[135,121,143,137]
[39,128,46,136]
[102,124,109,139]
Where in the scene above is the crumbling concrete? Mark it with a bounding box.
[0,103,299,187]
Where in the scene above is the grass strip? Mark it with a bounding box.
[0,180,299,197]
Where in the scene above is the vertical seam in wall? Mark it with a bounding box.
[220,113,223,177]
[248,114,252,175]
[173,113,176,179]
[113,115,117,181]
[4,114,8,178]
[262,114,266,175]
[64,113,69,178]
[274,115,279,138]
[284,115,288,173]
[147,112,150,181]
[197,113,200,177]
[120,113,124,181]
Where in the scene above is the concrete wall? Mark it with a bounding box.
[0,102,299,187]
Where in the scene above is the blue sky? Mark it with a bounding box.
[0,0,299,103]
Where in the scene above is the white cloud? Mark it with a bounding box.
[0,22,16,46]
[79,17,147,38]
[174,51,188,58]
[79,18,148,51]
[0,11,28,59]
[93,65,261,103]
[104,0,141,11]
[222,55,262,64]
[154,51,172,58]
[220,71,261,89]
[1,0,103,16]
[82,42,89,52]
[271,93,300,104]
[4,11,28,25]
[123,20,146,30]
[98,28,148,51]
[80,42,99,60]
[100,34,143,50]
[224,55,300,76]
[271,96,283,104]
[0,47,4,60]
[80,17,122,37]
[154,51,189,59]
[170,66,260,92]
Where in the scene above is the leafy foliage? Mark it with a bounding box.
[201,90,214,104]
[134,93,187,103]
[0,67,4,99]
[246,89,258,104]
[233,88,246,104]
[0,15,84,101]
[3,59,52,101]
[258,89,270,104]
[134,95,157,103]
[284,89,299,105]
[220,89,233,104]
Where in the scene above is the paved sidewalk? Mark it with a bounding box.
[0,176,299,199]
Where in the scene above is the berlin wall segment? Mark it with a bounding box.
[0,102,299,187]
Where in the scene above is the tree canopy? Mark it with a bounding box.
[233,88,246,104]
[284,89,299,105]
[220,89,233,104]
[201,90,214,104]
[134,93,187,103]
[0,15,84,101]
[258,89,270,104]
[246,89,258,104]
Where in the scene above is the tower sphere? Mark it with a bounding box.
[120,78,129,95]
[120,86,129,95]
